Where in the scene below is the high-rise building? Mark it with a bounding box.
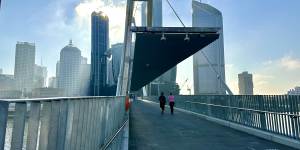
[48,77,57,88]
[14,42,35,93]
[56,61,60,87]
[57,40,82,96]
[287,87,300,95]
[107,43,123,85]
[32,87,64,98]
[141,0,162,26]
[0,68,3,74]
[80,56,91,96]
[90,11,109,96]
[34,64,47,88]
[238,71,253,95]
[192,1,226,95]
[0,74,16,91]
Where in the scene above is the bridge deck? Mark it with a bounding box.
[129,100,295,150]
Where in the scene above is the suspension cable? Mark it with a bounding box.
[165,0,186,27]
[132,2,139,27]
[200,50,234,95]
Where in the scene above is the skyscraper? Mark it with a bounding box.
[57,40,82,96]
[34,64,47,88]
[238,71,254,95]
[192,1,226,95]
[48,77,57,88]
[80,56,91,96]
[141,0,162,26]
[14,42,35,93]
[90,11,109,96]
[0,68,3,74]
[108,43,123,85]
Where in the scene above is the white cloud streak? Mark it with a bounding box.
[279,56,300,70]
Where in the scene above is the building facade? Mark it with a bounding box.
[48,77,57,88]
[0,74,15,91]
[90,11,109,96]
[57,41,82,96]
[141,0,162,26]
[108,43,123,85]
[32,88,64,98]
[238,71,254,95]
[80,56,91,96]
[34,64,47,88]
[192,1,226,95]
[287,87,300,95]
[14,42,36,93]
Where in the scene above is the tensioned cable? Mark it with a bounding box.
[132,2,139,26]
[165,0,186,27]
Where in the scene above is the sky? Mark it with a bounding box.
[1,0,300,95]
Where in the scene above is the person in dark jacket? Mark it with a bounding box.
[159,92,166,114]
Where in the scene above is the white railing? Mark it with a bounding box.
[0,96,127,150]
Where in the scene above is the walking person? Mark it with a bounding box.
[168,93,175,115]
[159,92,166,114]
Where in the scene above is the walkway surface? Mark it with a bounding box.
[129,100,296,150]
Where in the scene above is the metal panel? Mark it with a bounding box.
[26,102,41,150]
[70,100,80,150]
[79,99,89,149]
[47,101,60,150]
[85,100,94,150]
[91,99,98,150]
[38,101,51,150]
[0,101,9,150]
[11,102,27,150]
[56,100,68,150]
[95,99,103,149]
[75,100,84,150]
[64,100,75,150]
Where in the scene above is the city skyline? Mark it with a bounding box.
[1,0,300,94]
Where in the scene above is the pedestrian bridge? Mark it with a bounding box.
[0,95,299,150]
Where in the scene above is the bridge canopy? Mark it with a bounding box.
[130,27,220,91]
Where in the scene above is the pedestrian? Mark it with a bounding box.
[168,93,175,114]
[159,92,166,114]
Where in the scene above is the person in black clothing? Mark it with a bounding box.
[159,92,166,114]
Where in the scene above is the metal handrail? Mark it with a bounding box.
[100,118,129,150]
[0,96,124,102]
[185,101,300,118]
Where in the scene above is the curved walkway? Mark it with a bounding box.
[129,100,296,150]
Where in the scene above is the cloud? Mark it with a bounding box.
[253,73,274,86]
[262,60,273,66]
[74,0,128,44]
[279,56,300,70]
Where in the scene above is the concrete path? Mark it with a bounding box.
[129,100,296,150]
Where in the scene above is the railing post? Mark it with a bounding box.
[39,101,52,150]
[26,102,41,150]
[0,101,8,150]
[48,100,60,150]
[64,100,75,150]
[259,96,266,130]
[11,102,27,150]
[56,100,68,150]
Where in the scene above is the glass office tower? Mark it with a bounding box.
[90,11,109,96]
